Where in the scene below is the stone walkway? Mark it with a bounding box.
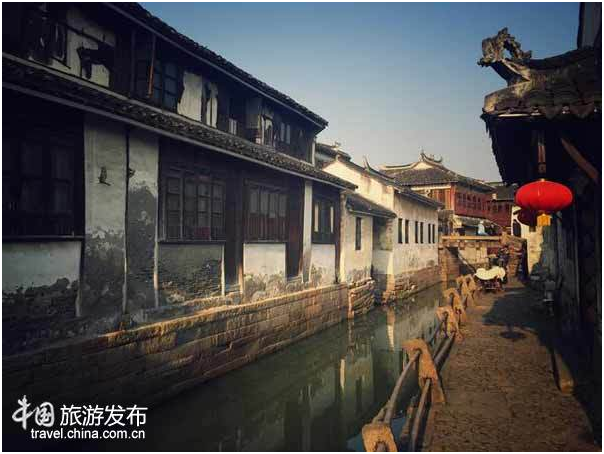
[423,279,599,451]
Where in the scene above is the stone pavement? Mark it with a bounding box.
[423,279,599,451]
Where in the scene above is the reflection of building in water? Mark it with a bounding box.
[98,287,443,452]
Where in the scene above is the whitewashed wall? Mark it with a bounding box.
[310,243,336,287]
[3,242,81,294]
[340,209,373,282]
[392,194,439,273]
[243,243,286,301]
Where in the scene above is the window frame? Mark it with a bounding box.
[398,218,403,244]
[160,167,226,242]
[414,220,418,244]
[312,194,336,244]
[152,60,180,111]
[355,217,362,251]
[3,116,83,239]
[405,219,409,244]
[244,180,288,243]
[420,222,424,244]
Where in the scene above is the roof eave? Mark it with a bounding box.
[105,2,328,129]
[4,56,352,190]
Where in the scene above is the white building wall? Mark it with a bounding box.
[340,210,373,282]
[310,244,336,287]
[322,160,394,209]
[392,194,439,273]
[243,243,286,301]
[3,242,81,294]
[323,159,439,279]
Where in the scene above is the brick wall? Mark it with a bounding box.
[347,278,376,318]
[374,265,441,303]
[3,284,348,409]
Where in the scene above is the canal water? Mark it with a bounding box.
[98,283,445,452]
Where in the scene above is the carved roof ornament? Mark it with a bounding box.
[478,28,534,85]
[420,151,443,164]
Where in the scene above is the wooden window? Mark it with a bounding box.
[398,218,403,244]
[51,22,67,65]
[245,182,287,242]
[355,217,362,250]
[202,83,218,127]
[135,43,181,112]
[162,170,225,241]
[414,221,418,243]
[262,116,274,147]
[432,224,437,243]
[427,223,431,243]
[420,222,424,244]
[151,60,179,110]
[312,195,335,243]
[3,127,82,237]
[405,220,410,244]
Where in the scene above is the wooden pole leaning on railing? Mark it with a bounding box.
[362,349,421,452]
[408,313,459,452]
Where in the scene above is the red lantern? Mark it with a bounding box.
[515,179,573,226]
[517,208,537,227]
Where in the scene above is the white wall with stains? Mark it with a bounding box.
[42,6,115,87]
[127,128,160,311]
[3,241,81,293]
[310,243,336,286]
[82,113,127,323]
[243,243,286,301]
[340,209,373,282]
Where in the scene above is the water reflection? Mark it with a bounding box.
[99,284,443,452]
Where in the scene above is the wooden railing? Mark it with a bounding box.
[361,273,480,451]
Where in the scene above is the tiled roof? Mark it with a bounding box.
[488,183,516,201]
[3,57,354,189]
[382,163,494,192]
[346,193,396,219]
[315,142,351,160]
[456,215,496,228]
[325,154,443,208]
[109,3,327,126]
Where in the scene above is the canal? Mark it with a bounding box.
[98,283,445,452]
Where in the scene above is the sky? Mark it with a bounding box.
[143,2,579,181]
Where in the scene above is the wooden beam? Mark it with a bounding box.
[560,134,599,184]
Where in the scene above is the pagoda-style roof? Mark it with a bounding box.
[346,193,396,219]
[381,152,494,192]
[479,28,601,184]
[480,28,601,119]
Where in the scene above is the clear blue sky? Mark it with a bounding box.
[143,2,579,181]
